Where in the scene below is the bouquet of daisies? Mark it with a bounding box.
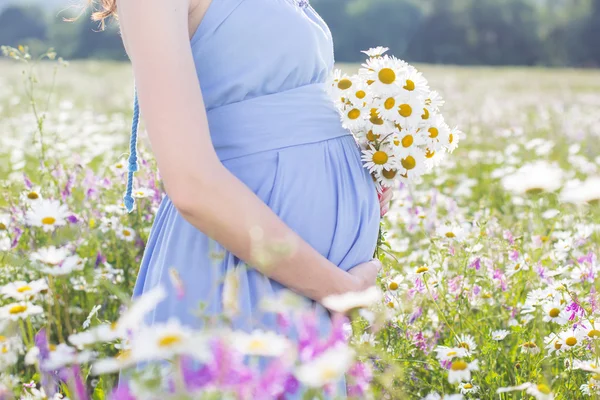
[327,47,460,191]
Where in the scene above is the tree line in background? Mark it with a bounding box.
[0,0,598,66]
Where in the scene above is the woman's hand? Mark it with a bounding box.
[378,187,393,217]
[347,259,382,292]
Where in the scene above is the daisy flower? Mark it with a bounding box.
[40,255,85,276]
[397,147,426,182]
[374,94,405,121]
[26,199,69,232]
[456,334,477,355]
[501,161,564,195]
[229,330,290,357]
[322,286,381,314]
[393,94,426,127]
[399,67,430,97]
[361,46,389,58]
[0,214,10,231]
[390,130,427,159]
[497,383,554,400]
[362,144,395,175]
[423,114,450,151]
[434,346,468,362]
[542,301,570,325]
[109,160,128,175]
[444,126,462,153]
[459,381,479,395]
[0,302,43,320]
[448,359,478,384]
[1,279,47,301]
[521,340,541,354]
[295,344,355,388]
[491,330,510,341]
[132,187,155,199]
[41,343,94,371]
[367,107,396,135]
[377,167,400,188]
[116,226,136,242]
[426,90,445,111]
[436,223,466,242]
[131,319,208,362]
[30,246,69,266]
[20,187,44,204]
[340,102,368,131]
[69,323,123,348]
[558,328,585,351]
[360,55,408,95]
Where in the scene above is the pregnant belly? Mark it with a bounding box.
[221,135,380,270]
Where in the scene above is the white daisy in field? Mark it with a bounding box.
[229,330,290,357]
[360,55,408,95]
[456,334,477,355]
[491,330,510,341]
[40,255,84,276]
[385,274,408,292]
[295,344,354,388]
[0,234,10,252]
[116,226,136,242]
[92,348,137,375]
[362,144,395,175]
[501,161,564,195]
[582,321,600,340]
[558,328,585,351]
[322,286,382,314]
[542,301,570,325]
[560,177,600,205]
[0,302,43,320]
[434,346,468,362]
[0,214,10,231]
[132,187,155,199]
[544,334,564,355]
[459,381,479,395]
[109,160,128,175]
[506,257,530,277]
[131,319,206,362]
[1,279,47,301]
[497,383,554,400]
[436,223,466,242]
[367,107,396,135]
[521,340,541,354]
[573,359,600,373]
[25,199,69,232]
[377,168,400,188]
[423,114,449,150]
[361,46,389,58]
[580,380,600,397]
[69,323,123,348]
[448,359,478,384]
[41,343,94,371]
[397,147,426,182]
[20,187,44,204]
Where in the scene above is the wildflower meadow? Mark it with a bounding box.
[0,46,599,399]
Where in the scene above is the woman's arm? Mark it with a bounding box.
[116,0,379,303]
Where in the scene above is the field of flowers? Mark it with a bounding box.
[0,46,599,399]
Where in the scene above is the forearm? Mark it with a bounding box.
[170,166,358,303]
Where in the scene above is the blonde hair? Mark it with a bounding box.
[88,0,117,29]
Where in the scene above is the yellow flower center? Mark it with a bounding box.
[537,384,551,394]
[445,232,456,238]
[425,149,435,159]
[522,341,537,348]
[0,336,6,342]
[554,341,562,350]
[401,135,413,148]
[17,286,32,293]
[401,156,416,170]
[447,351,457,357]
[372,151,389,165]
[2,346,7,354]
[370,109,384,125]
[27,192,39,200]
[355,90,366,99]
[428,127,439,138]
[115,163,123,169]
[388,282,399,290]
[9,305,27,314]
[366,79,375,85]
[378,68,396,84]
[588,329,600,338]
[398,104,412,118]
[458,342,470,350]
[321,367,339,381]
[248,339,268,352]
[382,169,397,179]
[403,79,415,91]
[42,217,56,225]
[416,266,428,274]
[158,334,182,348]
[565,337,577,346]
[449,133,454,143]
[337,79,352,90]
[347,108,361,120]
[122,230,131,237]
[387,301,394,308]
[548,308,560,318]
[117,350,131,360]
[450,361,468,371]
[0,223,6,231]
[366,131,379,142]
[422,108,430,120]
[463,383,473,389]
[384,97,395,110]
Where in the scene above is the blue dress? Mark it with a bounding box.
[130,0,380,394]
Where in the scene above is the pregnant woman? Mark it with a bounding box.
[101,0,390,371]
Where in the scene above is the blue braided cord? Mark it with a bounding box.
[123,87,140,213]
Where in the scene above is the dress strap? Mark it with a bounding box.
[123,86,140,213]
